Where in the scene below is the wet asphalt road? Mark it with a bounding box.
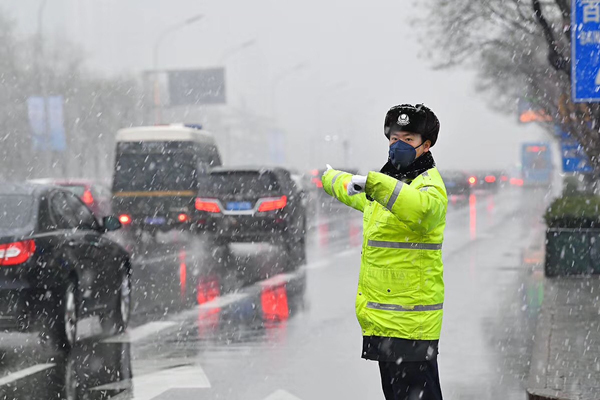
[0,187,552,400]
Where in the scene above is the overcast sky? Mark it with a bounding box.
[4,0,549,173]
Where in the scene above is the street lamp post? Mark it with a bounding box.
[268,62,308,166]
[311,82,349,168]
[270,62,309,120]
[219,39,257,64]
[36,0,51,176]
[152,14,203,124]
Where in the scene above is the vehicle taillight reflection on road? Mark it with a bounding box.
[261,285,289,322]
[197,275,221,306]
[469,194,477,241]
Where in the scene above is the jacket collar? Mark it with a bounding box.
[380,151,436,182]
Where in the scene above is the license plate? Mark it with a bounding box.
[144,216,166,225]
[226,201,253,211]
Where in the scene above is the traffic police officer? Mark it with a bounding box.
[322,104,446,400]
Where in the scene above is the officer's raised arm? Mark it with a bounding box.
[321,167,367,213]
[365,170,447,234]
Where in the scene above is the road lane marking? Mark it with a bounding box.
[103,321,177,343]
[0,363,55,386]
[258,273,296,287]
[93,364,210,399]
[197,292,249,310]
[305,248,360,270]
[264,389,303,400]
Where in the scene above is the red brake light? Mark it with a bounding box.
[82,189,94,205]
[0,240,36,266]
[258,196,288,212]
[468,176,477,185]
[119,214,132,225]
[195,198,221,213]
[312,177,323,188]
[485,176,496,183]
[178,213,189,222]
[510,178,524,186]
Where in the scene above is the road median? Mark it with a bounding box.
[527,277,600,400]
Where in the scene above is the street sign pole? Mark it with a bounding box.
[572,0,600,102]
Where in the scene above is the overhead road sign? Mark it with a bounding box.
[572,0,600,102]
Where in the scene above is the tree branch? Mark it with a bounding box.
[532,0,570,75]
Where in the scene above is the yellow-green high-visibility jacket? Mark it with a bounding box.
[322,167,447,340]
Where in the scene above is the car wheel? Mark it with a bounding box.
[42,281,78,352]
[100,272,131,335]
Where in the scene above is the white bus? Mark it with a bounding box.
[111,124,222,239]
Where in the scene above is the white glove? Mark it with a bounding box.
[322,164,333,177]
[347,175,367,196]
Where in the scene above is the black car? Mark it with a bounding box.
[196,167,307,264]
[0,183,131,351]
[474,171,501,191]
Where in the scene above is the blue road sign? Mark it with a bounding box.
[47,96,66,152]
[26,96,66,152]
[562,141,593,172]
[27,97,46,151]
[572,0,600,102]
[556,125,593,172]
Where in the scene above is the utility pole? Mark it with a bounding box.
[152,15,203,124]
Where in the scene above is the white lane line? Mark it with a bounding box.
[103,321,177,343]
[197,292,250,310]
[263,389,303,400]
[306,247,360,270]
[258,273,297,287]
[0,363,55,386]
[93,365,210,399]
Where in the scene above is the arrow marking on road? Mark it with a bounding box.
[0,363,55,386]
[103,321,177,343]
[263,389,303,400]
[93,364,210,400]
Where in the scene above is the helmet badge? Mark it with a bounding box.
[397,114,410,126]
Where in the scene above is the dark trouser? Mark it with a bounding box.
[378,360,443,400]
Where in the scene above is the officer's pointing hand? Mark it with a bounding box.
[347,175,367,196]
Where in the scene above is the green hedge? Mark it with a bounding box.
[544,194,600,228]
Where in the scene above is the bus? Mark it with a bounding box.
[521,142,553,187]
[112,124,222,241]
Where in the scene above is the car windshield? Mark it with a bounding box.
[204,171,280,196]
[113,153,197,192]
[0,195,33,230]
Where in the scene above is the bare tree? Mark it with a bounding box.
[0,10,143,181]
[421,0,600,171]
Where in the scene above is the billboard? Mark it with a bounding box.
[27,96,66,152]
[168,68,226,106]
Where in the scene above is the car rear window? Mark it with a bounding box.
[0,195,33,229]
[204,171,280,196]
[113,153,198,191]
[61,185,86,197]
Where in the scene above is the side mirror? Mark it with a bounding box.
[102,216,122,232]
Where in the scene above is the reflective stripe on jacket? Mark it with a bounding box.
[322,167,447,340]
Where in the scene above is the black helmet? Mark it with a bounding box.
[384,103,440,146]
